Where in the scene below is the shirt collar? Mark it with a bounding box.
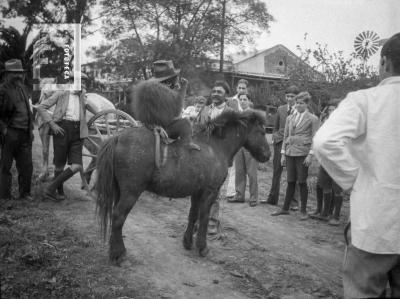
[379,76,400,86]
[212,102,226,110]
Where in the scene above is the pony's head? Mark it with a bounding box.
[240,109,271,162]
[204,109,271,163]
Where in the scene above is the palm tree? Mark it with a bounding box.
[0,25,34,82]
[0,25,31,68]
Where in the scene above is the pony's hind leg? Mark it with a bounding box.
[196,189,218,257]
[183,193,200,250]
[109,190,140,265]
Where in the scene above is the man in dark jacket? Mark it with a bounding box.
[263,85,299,205]
[0,59,34,200]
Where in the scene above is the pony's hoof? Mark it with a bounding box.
[183,236,192,250]
[109,248,126,266]
[199,247,209,257]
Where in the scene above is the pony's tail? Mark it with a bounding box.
[95,135,120,241]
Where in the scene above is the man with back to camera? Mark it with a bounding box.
[313,33,400,298]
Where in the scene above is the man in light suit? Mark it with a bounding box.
[272,91,319,220]
[264,85,299,205]
[225,79,247,201]
[36,72,94,201]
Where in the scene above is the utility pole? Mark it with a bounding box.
[219,0,226,73]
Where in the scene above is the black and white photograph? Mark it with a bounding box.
[1,0,400,298]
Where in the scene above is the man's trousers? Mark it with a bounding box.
[0,127,33,198]
[235,148,258,202]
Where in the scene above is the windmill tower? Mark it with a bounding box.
[354,31,387,75]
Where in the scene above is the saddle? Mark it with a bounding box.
[152,125,174,169]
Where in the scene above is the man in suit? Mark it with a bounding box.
[233,93,259,206]
[272,91,319,220]
[36,72,93,201]
[197,80,238,234]
[263,85,299,205]
[0,59,34,201]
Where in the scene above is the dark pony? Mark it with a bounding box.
[96,109,271,264]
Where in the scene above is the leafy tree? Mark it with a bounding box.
[284,34,379,111]
[89,0,274,79]
[1,0,95,85]
[1,0,95,31]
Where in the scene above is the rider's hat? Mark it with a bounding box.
[149,60,180,82]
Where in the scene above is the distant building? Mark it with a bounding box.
[204,44,324,108]
[232,44,324,81]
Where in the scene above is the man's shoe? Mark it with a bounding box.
[208,220,219,235]
[271,209,289,216]
[328,218,340,226]
[19,193,33,201]
[188,142,201,151]
[227,196,245,203]
[309,212,321,219]
[249,201,258,207]
[44,188,64,202]
[300,213,309,221]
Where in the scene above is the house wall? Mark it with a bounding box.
[235,55,265,74]
[235,47,300,76]
[264,48,298,75]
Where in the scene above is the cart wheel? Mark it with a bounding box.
[82,109,139,191]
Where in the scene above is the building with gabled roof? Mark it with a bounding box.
[232,44,324,81]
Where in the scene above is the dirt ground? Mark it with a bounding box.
[0,129,348,299]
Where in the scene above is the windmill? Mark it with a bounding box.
[354,31,383,60]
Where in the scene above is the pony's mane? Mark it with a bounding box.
[196,109,267,138]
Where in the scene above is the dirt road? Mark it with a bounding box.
[1,130,347,298]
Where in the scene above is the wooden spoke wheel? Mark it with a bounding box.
[82,109,139,190]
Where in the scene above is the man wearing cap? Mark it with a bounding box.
[36,72,93,201]
[0,59,34,201]
[197,80,239,234]
[263,85,299,206]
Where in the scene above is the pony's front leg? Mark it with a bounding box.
[196,190,217,257]
[109,192,138,265]
[183,193,200,250]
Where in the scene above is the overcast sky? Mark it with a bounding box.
[3,0,400,68]
[250,0,400,67]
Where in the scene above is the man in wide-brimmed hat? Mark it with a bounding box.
[139,60,200,151]
[36,71,94,201]
[0,59,34,201]
[149,60,181,86]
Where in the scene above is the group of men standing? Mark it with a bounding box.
[1,30,400,297]
[0,60,91,202]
